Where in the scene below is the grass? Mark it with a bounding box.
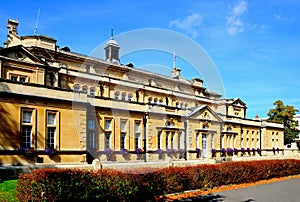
[0,179,18,202]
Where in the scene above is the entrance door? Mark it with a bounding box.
[202,134,208,158]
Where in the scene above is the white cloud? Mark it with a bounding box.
[169,13,203,38]
[226,1,248,36]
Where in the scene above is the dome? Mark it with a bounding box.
[105,37,119,47]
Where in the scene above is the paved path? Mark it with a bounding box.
[176,178,300,202]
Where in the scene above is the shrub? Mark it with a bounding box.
[16,159,300,201]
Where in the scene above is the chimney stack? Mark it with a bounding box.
[7,19,19,35]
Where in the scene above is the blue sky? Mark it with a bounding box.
[1,0,300,118]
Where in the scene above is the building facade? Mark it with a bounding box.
[0,19,284,165]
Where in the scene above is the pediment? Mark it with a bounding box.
[228,98,246,107]
[188,105,222,122]
[0,45,43,64]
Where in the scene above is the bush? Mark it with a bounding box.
[16,159,300,201]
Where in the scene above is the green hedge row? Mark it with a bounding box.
[16,159,300,201]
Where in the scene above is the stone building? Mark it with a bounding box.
[0,19,284,165]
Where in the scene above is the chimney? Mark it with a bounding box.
[7,19,19,35]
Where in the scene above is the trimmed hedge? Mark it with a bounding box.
[16,159,300,201]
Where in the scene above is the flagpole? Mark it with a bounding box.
[173,52,176,68]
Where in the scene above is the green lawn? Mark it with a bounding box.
[0,179,18,202]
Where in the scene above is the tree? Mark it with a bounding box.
[267,100,298,145]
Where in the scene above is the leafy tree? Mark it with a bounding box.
[267,100,298,145]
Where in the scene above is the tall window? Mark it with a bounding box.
[196,133,200,148]
[47,111,57,149]
[178,132,182,149]
[21,110,33,148]
[120,120,127,149]
[171,132,175,149]
[157,131,162,149]
[202,134,207,150]
[135,121,141,148]
[105,119,112,149]
[166,131,170,149]
[87,119,96,149]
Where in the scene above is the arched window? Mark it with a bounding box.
[82,85,88,94]
[121,92,126,100]
[90,87,95,96]
[154,98,158,104]
[159,99,163,105]
[73,84,80,91]
[148,97,152,103]
[114,91,120,99]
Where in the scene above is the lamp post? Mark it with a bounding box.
[143,113,148,162]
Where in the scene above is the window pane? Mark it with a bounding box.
[47,113,56,125]
[88,119,95,129]
[121,132,126,149]
[105,132,111,149]
[87,131,95,148]
[135,122,140,132]
[121,120,127,131]
[105,120,111,130]
[135,134,140,149]
[47,128,56,148]
[21,125,32,148]
[22,111,32,123]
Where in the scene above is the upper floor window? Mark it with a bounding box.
[82,85,88,94]
[128,94,133,101]
[121,92,126,101]
[10,74,28,83]
[73,84,80,91]
[90,87,95,96]
[114,91,120,99]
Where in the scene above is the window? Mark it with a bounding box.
[128,94,133,102]
[10,74,28,82]
[166,131,170,149]
[114,91,120,99]
[21,110,33,148]
[87,119,96,149]
[178,132,181,149]
[135,121,141,148]
[105,119,112,130]
[22,111,32,123]
[19,76,26,83]
[74,84,80,91]
[121,92,126,101]
[202,134,207,150]
[105,132,111,149]
[158,99,163,105]
[104,119,112,149]
[154,98,157,104]
[176,102,179,108]
[148,97,152,103]
[11,75,18,81]
[82,85,88,94]
[120,120,127,149]
[90,88,95,96]
[157,131,162,149]
[47,112,57,149]
[171,132,175,149]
